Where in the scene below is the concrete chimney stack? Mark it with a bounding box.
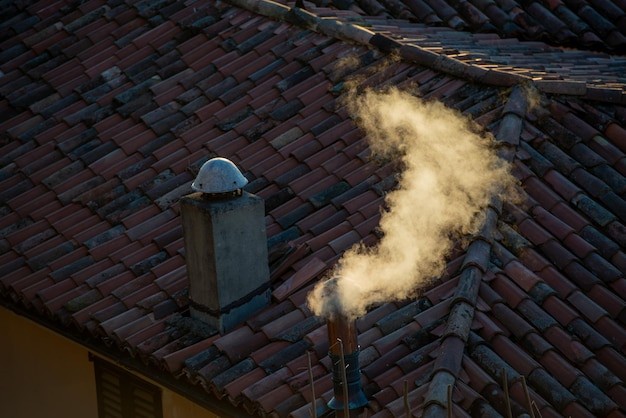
[181,157,270,334]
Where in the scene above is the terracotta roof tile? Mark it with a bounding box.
[306,209,346,236]
[491,333,542,377]
[2,0,626,416]
[491,272,530,310]
[273,258,327,303]
[97,305,147,336]
[44,244,88,273]
[21,277,57,305]
[259,309,305,342]
[587,285,625,321]
[3,266,45,295]
[4,220,49,251]
[66,254,110,282]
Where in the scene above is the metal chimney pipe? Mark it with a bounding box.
[327,310,368,414]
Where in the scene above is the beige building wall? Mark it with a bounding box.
[0,307,220,418]
[162,390,221,418]
[0,307,98,418]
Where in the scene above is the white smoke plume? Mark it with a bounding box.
[307,87,515,319]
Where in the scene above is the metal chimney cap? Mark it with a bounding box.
[191,157,248,194]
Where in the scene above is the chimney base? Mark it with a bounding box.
[190,289,270,334]
[328,351,368,411]
[328,394,369,411]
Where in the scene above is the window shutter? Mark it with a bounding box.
[94,358,163,418]
[99,369,123,418]
[131,385,161,418]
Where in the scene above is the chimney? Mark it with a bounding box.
[326,282,368,414]
[181,157,270,334]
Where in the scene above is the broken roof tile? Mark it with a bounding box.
[273,257,327,302]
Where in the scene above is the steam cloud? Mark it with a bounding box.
[307,87,515,319]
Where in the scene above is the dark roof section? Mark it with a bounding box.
[1,0,625,417]
[293,0,626,53]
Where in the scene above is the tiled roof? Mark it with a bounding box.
[292,0,626,52]
[1,0,625,417]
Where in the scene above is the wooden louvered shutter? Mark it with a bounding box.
[94,358,163,418]
[97,367,124,418]
[130,384,161,418]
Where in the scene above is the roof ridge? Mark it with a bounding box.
[421,207,498,414]
[228,0,527,87]
[497,85,530,159]
[226,0,626,103]
[420,85,528,414]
